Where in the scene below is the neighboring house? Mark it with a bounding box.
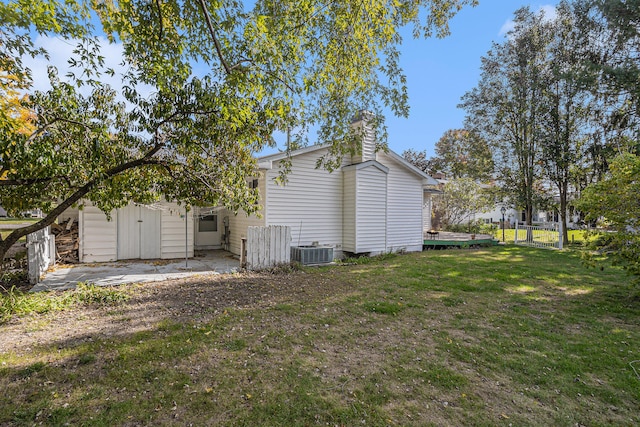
[62,113,438,262]
[0,206,7,217]
[431,174,581,228]
[475,199,581,229]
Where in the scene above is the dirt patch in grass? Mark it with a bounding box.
[0,270,353,356]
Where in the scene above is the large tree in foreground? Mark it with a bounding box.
[574,0,640,284]
[0,0,476,262]
[460,7,552,227]
[539,0,599,244]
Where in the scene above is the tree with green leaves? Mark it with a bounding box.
[401,148,436,175]
[568,0,640,189]
[461,7,552,227]
[538,0,600,244]
[435,178,493,228]
[430,128,493,180]
[576,152,640,285]
[0,0,477,263]
[573,0,640,283]
[591,0,640,141]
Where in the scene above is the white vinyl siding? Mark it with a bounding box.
[160,203,193,259]
[361,125,376,162]
[58,207,79,225]
[343,162,388,254]
[79,201,192,262]
[265,148,344,251]
[379,152,424,252]
[225,176,266,256]
[342,169,356,252]
[423,194,433,232]
[79,205,117,263]
[226,209,265,256]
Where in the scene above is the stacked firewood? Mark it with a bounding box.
[52,218,79,264]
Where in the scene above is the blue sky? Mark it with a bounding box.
[27,1,559,158]
[383,1,558,157]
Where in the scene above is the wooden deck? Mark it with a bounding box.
[423,231,498,248]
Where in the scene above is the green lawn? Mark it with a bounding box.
[0,218,38,241]
[492,228,588,244]
[0,218,39,224]
[1,246,639,426]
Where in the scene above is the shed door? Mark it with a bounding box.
[117,205,161,259]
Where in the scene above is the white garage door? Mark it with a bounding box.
[117,205,161,259]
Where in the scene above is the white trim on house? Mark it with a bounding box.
[258,143,330,164]
[341,159,390,174]
[384,150,439,185]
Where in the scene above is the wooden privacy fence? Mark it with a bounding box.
[244,225,291,270]
[27,226,56,284]
[514,222,563,250]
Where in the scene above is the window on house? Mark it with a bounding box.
[248,178,259,205]
[199,215,217,232]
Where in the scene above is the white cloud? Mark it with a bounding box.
[498,4,558,37]
[499,20,515,36]
[539,4,558,21]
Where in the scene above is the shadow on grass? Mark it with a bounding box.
[1,246,639,426]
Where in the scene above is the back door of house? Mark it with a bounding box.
[195,211,221,248]
[117,205,161,259]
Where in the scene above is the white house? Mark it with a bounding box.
[62,114,438,262]
[212,114,438,259]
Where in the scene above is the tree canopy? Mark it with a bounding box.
[401,148,435,176]
[0,0,476,261]
[577,152,640,284]
[436,178,493,228]
[431,128,493,180]
[461,6,552,226]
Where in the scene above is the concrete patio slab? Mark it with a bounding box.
[31,250,239,292]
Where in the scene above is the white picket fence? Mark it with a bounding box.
[27,226,56,284]
[514,222,563,250]
[245,225,291,270]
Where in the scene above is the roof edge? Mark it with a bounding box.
[257,143,331,163]
[342,159,389,174]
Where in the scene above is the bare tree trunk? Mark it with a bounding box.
[559,182,569,245]
[525,205,534,241]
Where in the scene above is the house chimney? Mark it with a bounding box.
[350,110,376,164]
